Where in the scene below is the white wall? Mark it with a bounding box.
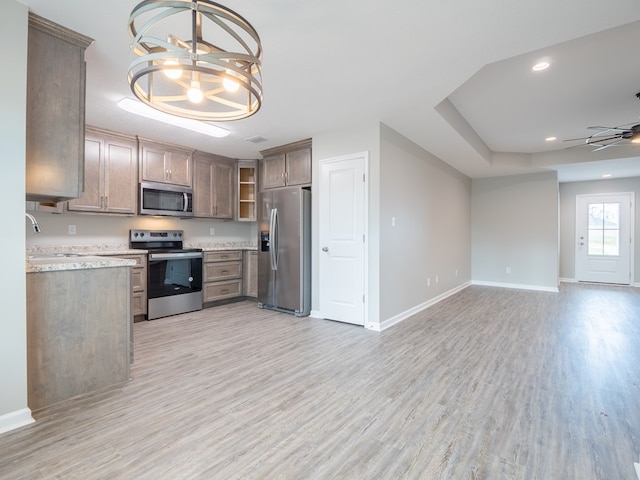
[26,213,255,248]
[312,121,381,324]
[471,171,559,291]
[559,177,640,283]
[312,122,472,328]
[379,124,471,321]
[0,1,33,433]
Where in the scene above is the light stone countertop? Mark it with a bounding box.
[26,255,136,273]
[189,242,257,251]
[25,242,257,273]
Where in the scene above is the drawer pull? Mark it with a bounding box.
[221,270,229,275]
[221,289,229,294]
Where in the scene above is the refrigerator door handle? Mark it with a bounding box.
[269,207,279,270]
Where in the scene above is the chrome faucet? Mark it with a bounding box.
[25,213,41,233]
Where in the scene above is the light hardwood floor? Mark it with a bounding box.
[1,283,639,479]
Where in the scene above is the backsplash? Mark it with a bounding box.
[25,211,257,247]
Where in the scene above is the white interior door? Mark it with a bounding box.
[575,193,634,284]
[319,153,367,325]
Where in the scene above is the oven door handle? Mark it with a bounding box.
[149,252,203,260]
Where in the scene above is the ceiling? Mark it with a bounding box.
[17,0,640,182]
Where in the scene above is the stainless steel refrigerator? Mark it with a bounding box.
[257,187,311,316]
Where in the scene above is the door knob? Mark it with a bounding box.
[322,247,329,252]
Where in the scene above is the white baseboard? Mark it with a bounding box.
[471,280,559,293]
[0,408,34,435]
[376,282,472,332]
[561,278,640,288]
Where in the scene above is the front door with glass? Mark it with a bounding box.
[575,193,634,284]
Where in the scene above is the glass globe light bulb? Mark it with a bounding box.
[163,59,183,80]
[187,81,203,103]
[223,76,240,93]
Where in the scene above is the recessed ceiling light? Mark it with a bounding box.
[117,98,230,138]
[602,173,612,178]
[545,136,557,142]
[532,62,550,72]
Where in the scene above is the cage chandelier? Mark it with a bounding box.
[127,0,263,121]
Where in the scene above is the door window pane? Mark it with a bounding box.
[588,202,620,256]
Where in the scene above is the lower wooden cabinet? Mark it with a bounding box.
[203,251,243,303]
[104,253,147,318]
[243,250,257,298]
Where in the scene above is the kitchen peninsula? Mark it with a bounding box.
[26,255,135,412]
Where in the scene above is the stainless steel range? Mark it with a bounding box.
[130,229,203,320]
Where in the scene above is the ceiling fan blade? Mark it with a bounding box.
[587,125,627,132]
[586,135,624,145]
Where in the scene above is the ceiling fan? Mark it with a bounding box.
[564,92,640,151]
[564,122,640,152]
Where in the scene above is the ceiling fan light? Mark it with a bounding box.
[631,136,640,144]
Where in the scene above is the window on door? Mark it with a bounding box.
[588,202,620,256]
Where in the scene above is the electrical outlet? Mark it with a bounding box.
[455,269,458,277]
[427,277,430,287]
[506,266,511,274]
[68,225,76,235]
[391,216,396,227]
[209,227,215,236]
[436,275,439,284]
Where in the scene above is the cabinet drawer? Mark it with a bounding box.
[132,269,145,292]
[204,250,242,262]
[204,279,243,302]
[132,292,146,316]
[205,261,242,282]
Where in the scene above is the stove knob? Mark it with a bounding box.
[140,232,145,237]
[178,232,182,237]
[133,232,138,237]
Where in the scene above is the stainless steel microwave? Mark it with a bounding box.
[139,182,194,217]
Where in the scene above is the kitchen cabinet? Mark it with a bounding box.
[68,127,138,214]
[203,251,243,303]
[25,13,93,202]
[193,151,234,219]
[27,266,131,411]
[139,138,193,187]
[108,253,147,318]
[260,139,312,190]
[243,250,258,298]
[238,161,257,221]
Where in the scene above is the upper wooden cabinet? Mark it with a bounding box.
[192,151,234,219]
[25,13,93,202]
[68,127,138,214]
[139,138,193,187]
[260,139,312,190]
[237,161,257,221]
